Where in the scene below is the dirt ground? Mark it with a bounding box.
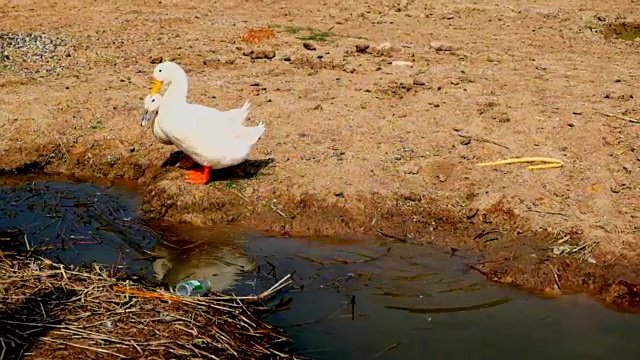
[1,0,640,311]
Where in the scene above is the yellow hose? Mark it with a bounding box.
[476,157,563,171]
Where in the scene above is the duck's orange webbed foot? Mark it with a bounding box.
[185,166,211,185]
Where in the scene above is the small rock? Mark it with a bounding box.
[355,44,370,53]
[150,56,163,64]
[572,110,582,115]
[493,112,510,123]
[282,55,292,61]
[413,77,426,86]
[460,138,471,145]
[567,122,575,127]
[465,207,479,219]
[401,165,420,175]
[403,192,422,202]
[377,42,394,50]
[391,60,413,67]
[429,41,457,52]
[245,49,276,59]
[249,80,260,86]
[610,185,621,193]
[303,42,316,51]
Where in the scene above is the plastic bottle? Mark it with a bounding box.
[175,279,212,297]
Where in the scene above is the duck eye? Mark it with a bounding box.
[158,69,163,73]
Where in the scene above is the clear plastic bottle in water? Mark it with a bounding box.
[175,279,212,297]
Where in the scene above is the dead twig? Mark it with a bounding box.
[40,337,126,358]
[376,229,408,243]
[457,133,510,150]
[548,263,561,290]
[596,111,640,124]
[373,342,400,358]
[270,200,289,218]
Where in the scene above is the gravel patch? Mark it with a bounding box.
[0,31,72,75]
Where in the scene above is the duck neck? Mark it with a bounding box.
[163,69,189,104]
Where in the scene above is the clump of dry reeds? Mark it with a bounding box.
[0,248,296,359]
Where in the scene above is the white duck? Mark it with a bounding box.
[141,94,171,144]
[149,61,266,185]
[140,94,252,144]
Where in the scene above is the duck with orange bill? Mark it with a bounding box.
[147,61,266,185]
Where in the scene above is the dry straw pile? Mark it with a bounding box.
[0,235,296,359]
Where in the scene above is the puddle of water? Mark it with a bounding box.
[2,179,640,359]
[0,178,156,277]
[233,236,640,360]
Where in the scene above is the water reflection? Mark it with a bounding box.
[150,224,256,292]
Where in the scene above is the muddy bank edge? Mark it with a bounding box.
[2,152,638,313]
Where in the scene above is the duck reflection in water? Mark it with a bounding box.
[150,225,256,293]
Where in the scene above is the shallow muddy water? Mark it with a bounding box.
[0,177,156,276]
[1,178,640,360]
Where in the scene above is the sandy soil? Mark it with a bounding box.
[1,0,640,311]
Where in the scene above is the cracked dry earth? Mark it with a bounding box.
[1,0,640,312]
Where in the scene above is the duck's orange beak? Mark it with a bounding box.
[150,78,162,95]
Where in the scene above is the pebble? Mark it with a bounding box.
[377,42,394,50]
[303,42,316,51]
[401,165,420,175]
[355,44,370,53]
[466,207,479,219]
[376,42,400,53]
[413,77,426,85]
[243,49,276,59]
[391,60,413,67]
[429,41,457,52]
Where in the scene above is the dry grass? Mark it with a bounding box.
[0,249,296,359]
